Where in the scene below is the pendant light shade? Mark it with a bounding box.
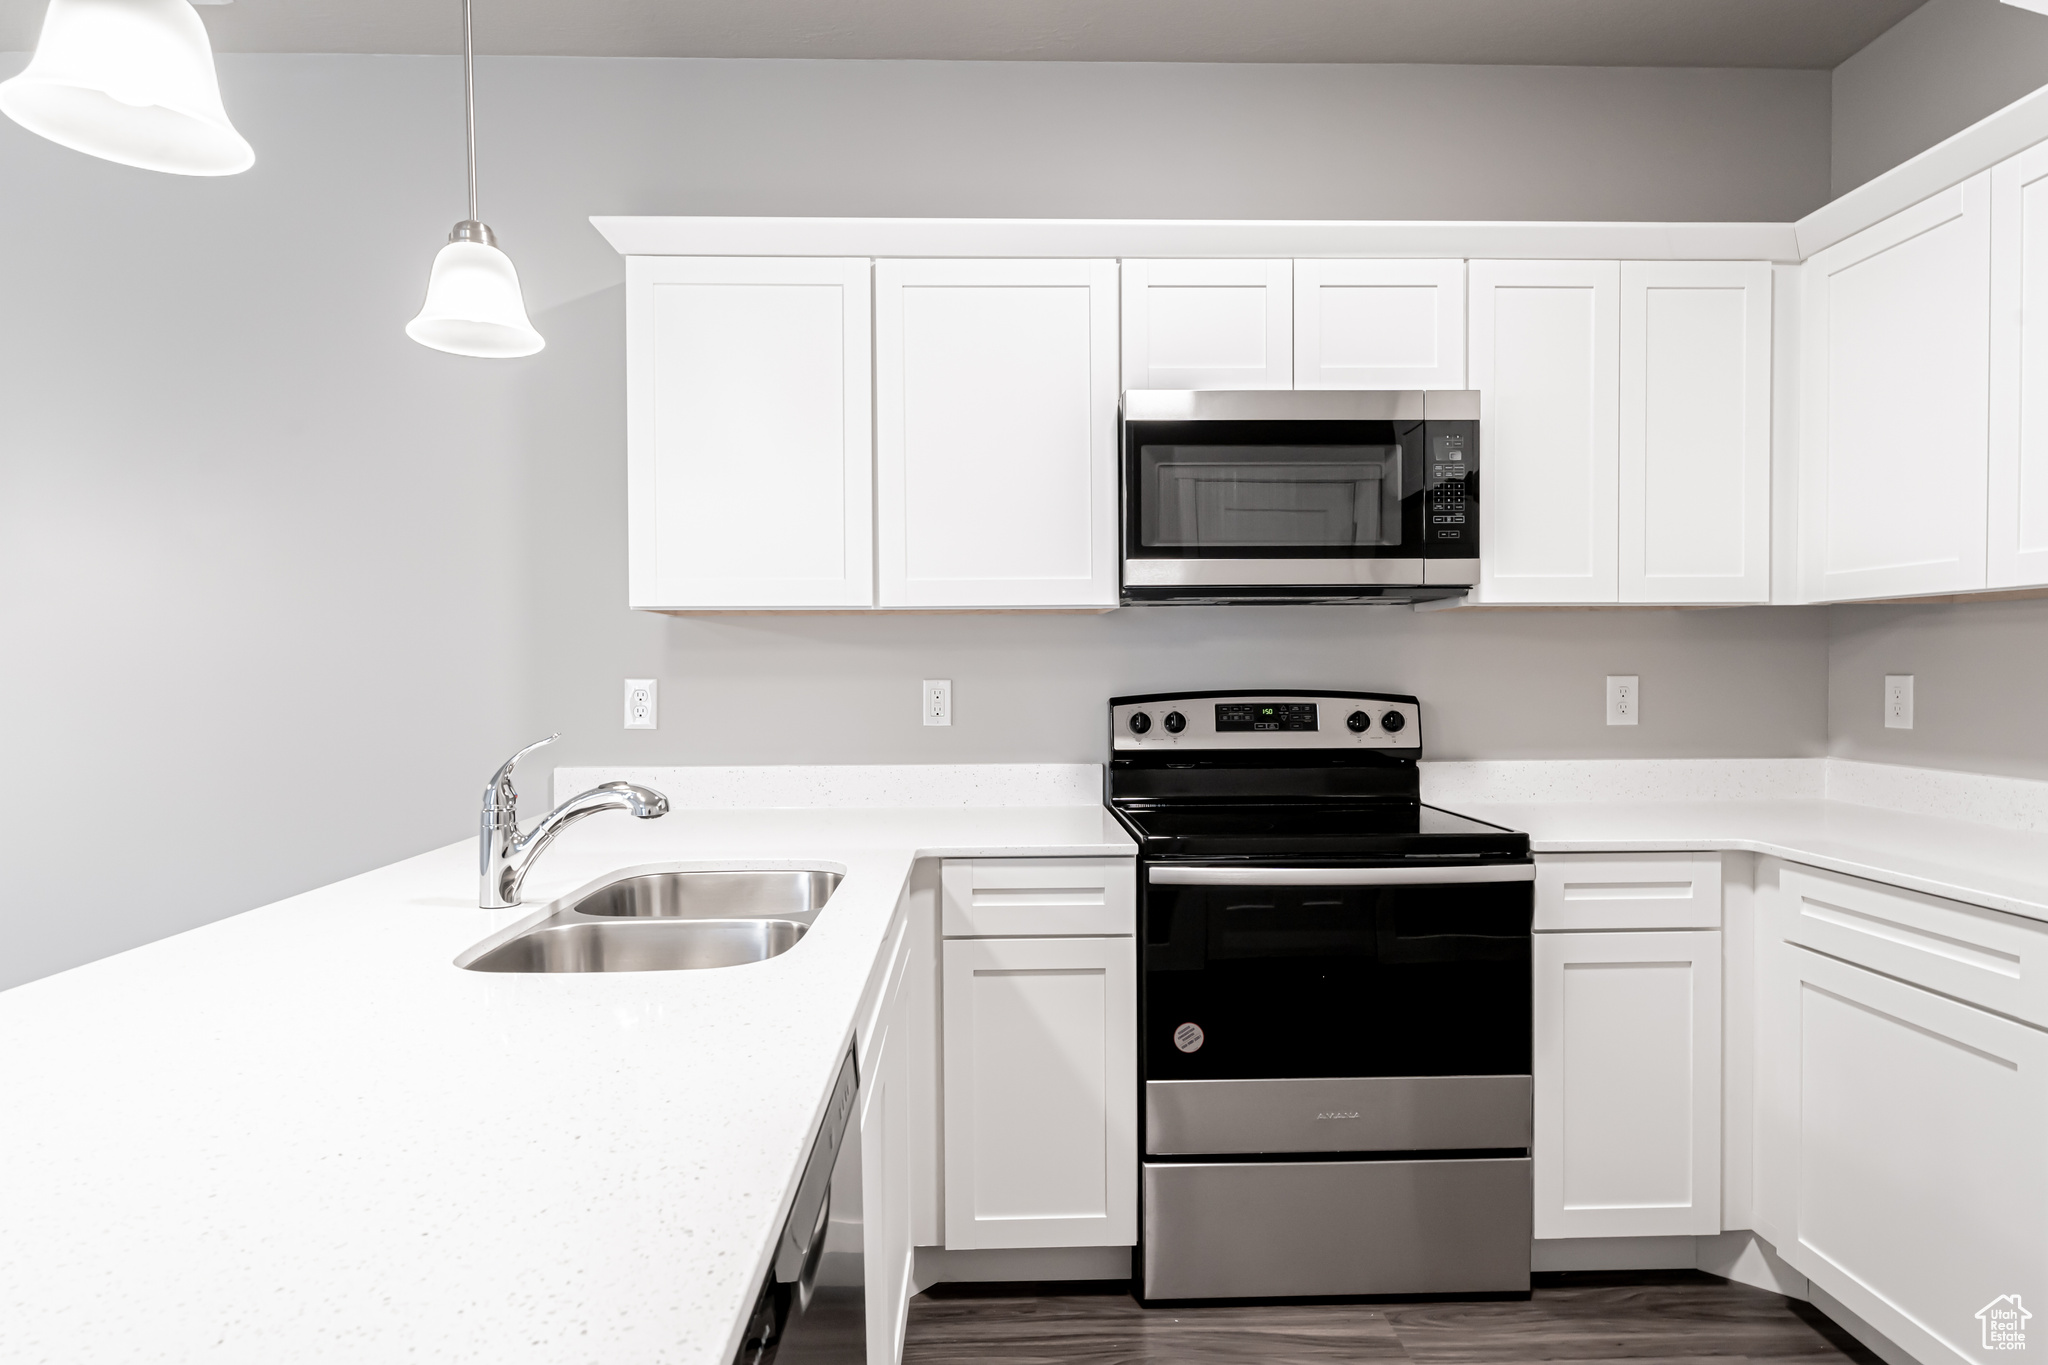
[407,0,542,359]
[0,0,253,176]
[406,225,544,359]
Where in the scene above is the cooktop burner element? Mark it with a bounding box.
[1106,688,1524,863]
[1117,800,1518,857]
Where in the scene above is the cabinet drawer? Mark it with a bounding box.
[1535,853,1722,931]
[1777,861,2048,1028]
[941,858,1134,937]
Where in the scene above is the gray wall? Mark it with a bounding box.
[1828,598,2048,781]
[0,54,1835,991]
[1832,0,2048,197]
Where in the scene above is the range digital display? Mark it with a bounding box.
[1216,702,1318,732]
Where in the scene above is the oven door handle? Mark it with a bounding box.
[1148,863,1534,886]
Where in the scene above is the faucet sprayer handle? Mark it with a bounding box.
[486,734,560,800]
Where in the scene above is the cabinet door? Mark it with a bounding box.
[875,259,1120,608]
[1295,259,1466,389]
[1122,259,1291,391]
[1619,262,1772,604]
[1800,173,1991,601]
[1470,261,1621,603]
[1534,929,1721,1238]
[862,920,914,1365]
[625,256,873,608]
[942,935,1137,1249]
[1768,944,2048,1365]
[1991,144,2048,587]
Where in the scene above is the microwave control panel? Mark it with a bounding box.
[1426,429,1473,547]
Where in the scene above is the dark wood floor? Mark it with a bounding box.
[902,1272,1881,1365]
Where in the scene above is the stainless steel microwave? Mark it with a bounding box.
[1121,390,1480,604]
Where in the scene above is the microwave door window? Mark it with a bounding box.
[1140,445,1403,549]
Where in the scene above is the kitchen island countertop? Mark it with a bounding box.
[0,799,1133,1365]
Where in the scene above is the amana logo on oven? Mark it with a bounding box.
[1315,1111,1360,1121]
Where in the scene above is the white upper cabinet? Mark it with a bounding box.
[1992,145,2048,588]
[1619,262,1772,604]
[626,257,874,609]
[875,259,1121,608]
[1469,260,1620,603]
[1121,259,1292,391]
[1294,259,1466,389]
[1800,173,1992,601]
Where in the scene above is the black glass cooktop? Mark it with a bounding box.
[1111,799,1527,861]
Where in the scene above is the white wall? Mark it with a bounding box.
[1832,0,2048,197]
[0,54,1834,991]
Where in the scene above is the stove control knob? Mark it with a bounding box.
[1128,711,1152,735]
[1346,710,1371,733]
[1380,710,1407,734]
[1163,711,1186,734]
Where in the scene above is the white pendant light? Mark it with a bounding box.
[405,0,542,359]
[0,0,253,176]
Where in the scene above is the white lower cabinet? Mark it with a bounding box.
[940,933,1137,1249]
[860,913,915,1365]
[1758,860,2048,1365]
[935,858,1137,1252]
[1534,929,1722,1238]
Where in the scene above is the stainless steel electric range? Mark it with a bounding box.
[1106,689,1535,1302]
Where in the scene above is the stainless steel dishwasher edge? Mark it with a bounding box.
[734,1050,864,1365]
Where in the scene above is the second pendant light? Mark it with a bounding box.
[406,0,542,359]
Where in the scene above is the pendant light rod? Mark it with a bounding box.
[463,0,479,223]
[407,0,543,358]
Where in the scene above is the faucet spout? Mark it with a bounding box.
[478,740,668,908]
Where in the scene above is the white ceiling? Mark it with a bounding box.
[1,0,1929,67]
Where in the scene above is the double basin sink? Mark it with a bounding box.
[457,869,843,974]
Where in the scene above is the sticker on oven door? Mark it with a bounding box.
[1173,1023,1205,1053]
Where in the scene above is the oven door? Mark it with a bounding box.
[1141,861,1532,1152]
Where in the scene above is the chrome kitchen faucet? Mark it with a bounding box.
[479,735,669,908]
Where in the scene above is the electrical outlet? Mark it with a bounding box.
[1606,675,1639,726]
[922,679,952,727]
[1885,674,1914,729]
[624,679,658,729]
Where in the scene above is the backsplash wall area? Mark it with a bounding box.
[1828,596,2048,782]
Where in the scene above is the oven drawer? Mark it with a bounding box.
[1146,1076,1530,1155]
[942,858,1135,937]
[1142,1156,1531,1300]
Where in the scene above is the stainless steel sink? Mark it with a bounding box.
[455,866,842,973]
[570,869,842,920]
[462,918,808,973]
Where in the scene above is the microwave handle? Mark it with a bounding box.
[1148,864,1534,887]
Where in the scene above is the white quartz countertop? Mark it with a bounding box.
[1454,797,2048,923]
[0,802,1133,1365]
